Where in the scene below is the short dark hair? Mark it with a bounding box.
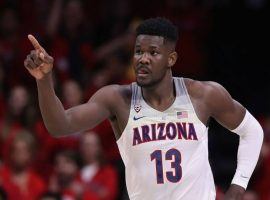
[136,17,178,43]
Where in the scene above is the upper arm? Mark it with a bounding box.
[63,85,119,134]
[204,82,246,130]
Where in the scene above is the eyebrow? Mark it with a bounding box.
[135,45,160,49]
[149,45,159,49]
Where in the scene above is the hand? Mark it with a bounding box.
[24,34,54,80]
[224,184,245,200]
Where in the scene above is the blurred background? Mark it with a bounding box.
[0,0,269,199]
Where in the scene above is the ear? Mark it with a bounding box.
[168,52,178,68]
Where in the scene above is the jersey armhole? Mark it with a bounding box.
[116,83,136,142]
[181,78,208,129]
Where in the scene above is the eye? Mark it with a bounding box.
[135,49,143,55]
[151,51,158,56]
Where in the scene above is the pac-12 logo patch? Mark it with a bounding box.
[134,104,141,113]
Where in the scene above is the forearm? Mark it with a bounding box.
[36,73,70,136]
[223,111,263,199]
[230,110,264,189]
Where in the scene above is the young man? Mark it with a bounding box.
[24,18,263,200]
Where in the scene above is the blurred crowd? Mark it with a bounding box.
[0,0,269,200]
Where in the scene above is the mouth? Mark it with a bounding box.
[136,67,150,78]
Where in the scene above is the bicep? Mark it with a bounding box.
[207,82,246,130]
[65,101,110,133]
[64,86,114,134]
[214,100,246,130]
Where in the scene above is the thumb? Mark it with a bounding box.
[39,52,54,64]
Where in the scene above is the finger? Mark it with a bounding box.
[24,55,36,69]
[27,55,37,68]
[28,34,44,51]
[30,50,38,62]
[24,60,33,69]
[30,50,43,66]
[39,52,54,64]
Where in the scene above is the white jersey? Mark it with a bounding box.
[116,77,216,200]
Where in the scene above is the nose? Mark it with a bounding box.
[139,52,150,65]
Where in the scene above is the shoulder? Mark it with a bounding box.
[183,78,246,129]
[88,84,132,110]
[183,78,237,114]
[184,78,231,101]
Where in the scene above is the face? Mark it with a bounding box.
[80,133,101,164]
[0,9,18,35]
[63,80,82,107]
[55,154,78,178]
[133,35,174,87]
[64,0,83,31]
[8,86,29,116]
[10,140,32,170]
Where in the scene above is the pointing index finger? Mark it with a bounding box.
[28,34,43,51]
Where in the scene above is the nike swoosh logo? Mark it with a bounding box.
[133,116,146,121]
[240,174,249,179]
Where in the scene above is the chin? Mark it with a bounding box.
[136,78,156,88]
[136,77,148,86]
[137,81,147,87]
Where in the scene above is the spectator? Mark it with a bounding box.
[46,0,95,84]
[0,85,36,161]
[80,131,118,200]
[251,115,270,200]
[47,150,96,200]
[62,79,84,108]
[0,7,35,88]
[0,130,45,200]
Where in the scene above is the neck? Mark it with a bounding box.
[141,72,175,111]
[85,159,99,166]
[11,166,28,175]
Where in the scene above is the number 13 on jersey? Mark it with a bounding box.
[151,148,182,184]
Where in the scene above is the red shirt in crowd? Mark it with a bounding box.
[81,165,119,200]
[0,165,45,200]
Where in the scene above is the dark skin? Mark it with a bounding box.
[25,34,245,199]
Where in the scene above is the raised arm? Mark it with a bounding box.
[24,35,114,136]
[204,82,263,199]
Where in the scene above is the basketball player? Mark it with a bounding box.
[24,18,263,200]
